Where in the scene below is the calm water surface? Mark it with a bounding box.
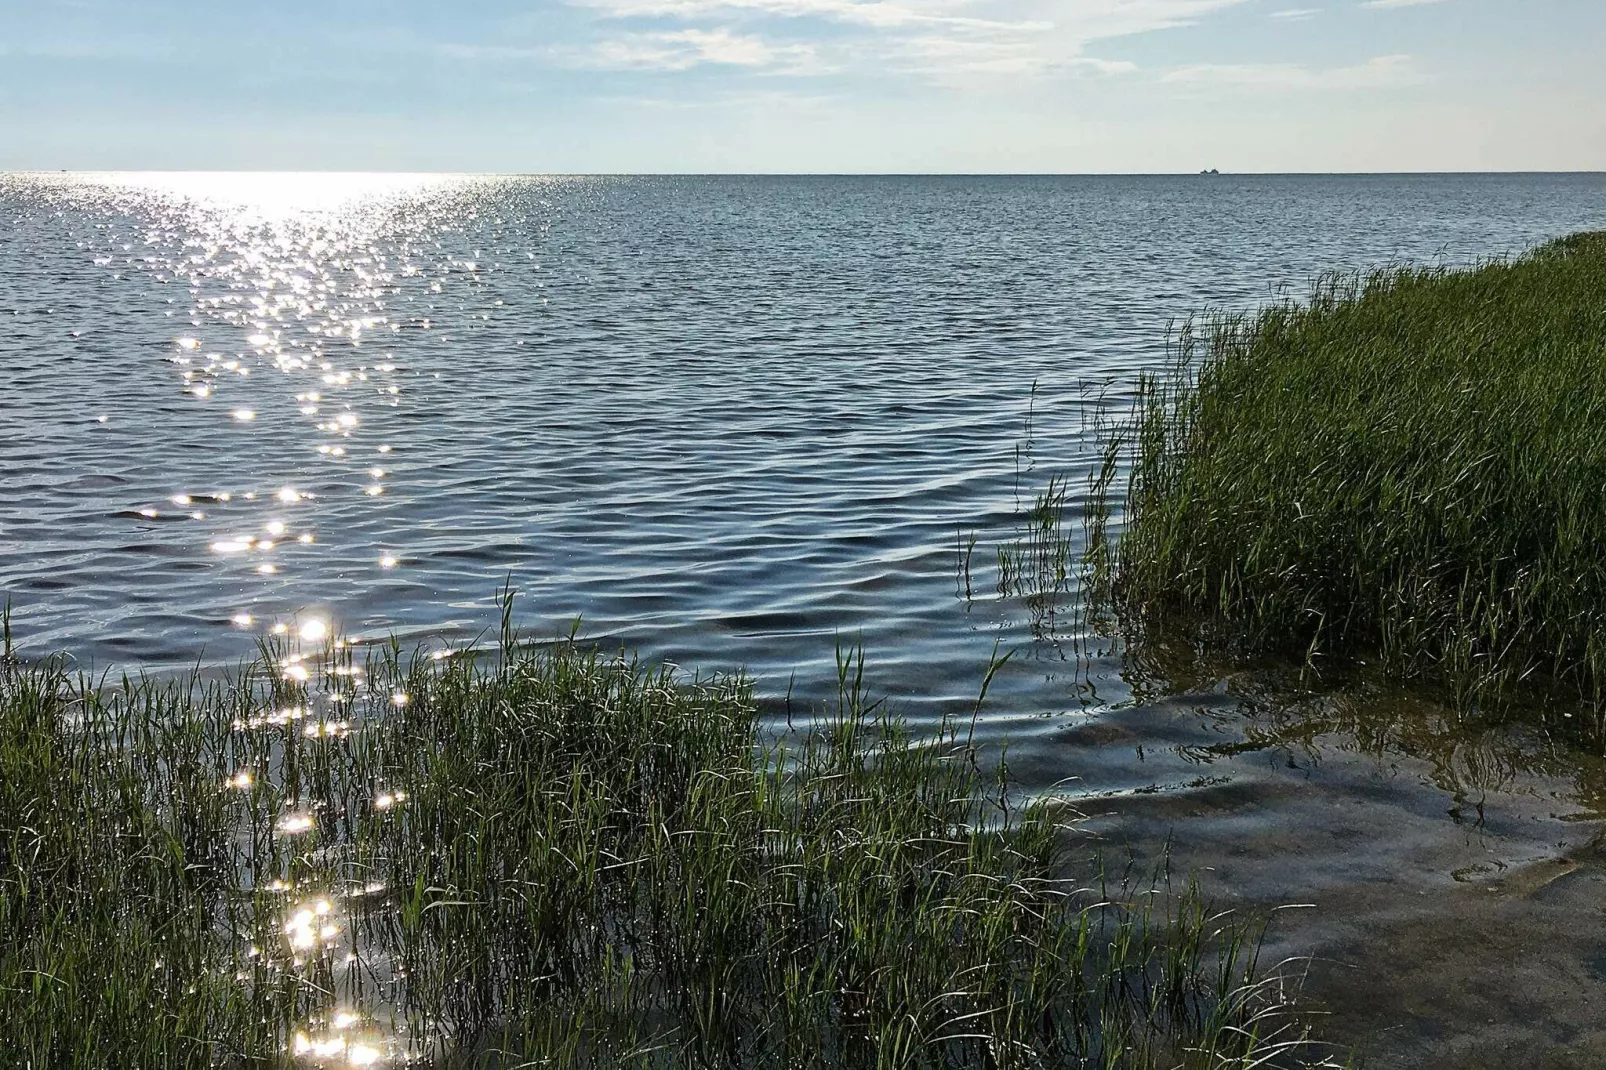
[5,172,1606,1064]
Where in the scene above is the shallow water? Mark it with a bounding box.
[5,171,1606,1062]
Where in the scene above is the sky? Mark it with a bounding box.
[1,0,1602,173]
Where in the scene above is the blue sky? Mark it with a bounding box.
[2,0,1601,172]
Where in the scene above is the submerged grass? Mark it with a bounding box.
[1097,231,1606,717]
[0,601,1319,1068]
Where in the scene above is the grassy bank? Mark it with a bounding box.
[0,606,1313,1068]
[1097,231,1606,714]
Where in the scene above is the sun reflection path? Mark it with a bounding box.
[39,173,497,1063]
[71,172,463,647]
[227,618,442,1066]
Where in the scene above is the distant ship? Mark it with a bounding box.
[1200,168,1221,175]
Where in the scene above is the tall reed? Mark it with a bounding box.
[1098,231,1606,716]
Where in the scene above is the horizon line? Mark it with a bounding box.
[5,168,1606,178]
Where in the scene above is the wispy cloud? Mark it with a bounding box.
[603,87,840,109]
[582,28,819,70]
[560,0,1253,80]
[1269,8,1321,20]
[438,27,819,72]
[1163,52,1422,88]
[1360,0,1449,8]
[570,0,972,29]
[869,32,1136,77]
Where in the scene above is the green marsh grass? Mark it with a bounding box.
[1096,231,1606,719]
[972,379,1123,653]
[0,602,1324,1068]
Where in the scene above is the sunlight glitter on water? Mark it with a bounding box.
[1,175,459,690]
[94,171,458,220]
[272,874,410,1066]
[10,170,1606,745]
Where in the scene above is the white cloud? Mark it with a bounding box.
[563,0,1251,80]
[583,27,818,70]
[1163,52,1422,88]
[574,0,1251,39]
[1361,0,1449,8]
[604,87,840,109]
[1072,56,1141,75]
[1269,7,1321,19]
[569,0,946,29]
[442,26,819,72]
[876,32,1094,76]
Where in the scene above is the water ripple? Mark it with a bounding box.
[3,171,1604,731]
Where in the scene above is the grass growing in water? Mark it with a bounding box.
[1097,231,1606,716]
[0,602,1318,1068]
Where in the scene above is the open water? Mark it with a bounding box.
[2,173,1601,691]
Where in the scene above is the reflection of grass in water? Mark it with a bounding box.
[966,379,1124,656]
[1128,633,1606,821]
[996,473,1075,631]
[982,379,1079,638]
[0,602,1330,1068]
[1094,232,1606,721]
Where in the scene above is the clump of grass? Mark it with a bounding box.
[1099,231,1606,716]
[996,474,1076,628]
[0,601,1323,1068]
